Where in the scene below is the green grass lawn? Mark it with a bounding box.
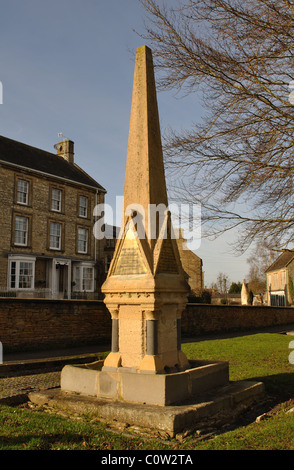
[183,333,294,395]
[0,332,294,451]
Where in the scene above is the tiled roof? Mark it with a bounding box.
[265,251,294,273]
[0,135,106,191]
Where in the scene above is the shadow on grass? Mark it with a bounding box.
[0,431,88,450]
[246,372,294,401]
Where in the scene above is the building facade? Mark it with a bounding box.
[103,224,119,276]
[0,135,106,299]
[265,251,294,306]
[176,232,203,296]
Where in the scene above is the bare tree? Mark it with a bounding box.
[216,272,230,294]
[139,0,294,252]
[246,238,277,292]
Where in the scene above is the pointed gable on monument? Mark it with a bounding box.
[111,225,149,276]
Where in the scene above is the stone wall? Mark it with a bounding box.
[1,299,294,352]
[0,298,111,351]
[182,303,294,337]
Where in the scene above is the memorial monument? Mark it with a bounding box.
[61,45,230,406]
[30,46,264,437]
[101,44,190,377]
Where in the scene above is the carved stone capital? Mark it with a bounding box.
[108,307,119,319]
[142,309,160,321]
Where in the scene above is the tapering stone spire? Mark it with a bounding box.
[123,45,168,246]
[112,45,182,275]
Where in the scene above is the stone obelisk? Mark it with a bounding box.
[101,45,189,375]
[59,44,263,416]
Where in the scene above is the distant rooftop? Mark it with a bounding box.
[265,251,294,273]
[0,135,106,192]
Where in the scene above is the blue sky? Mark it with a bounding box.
[0,0,251,286]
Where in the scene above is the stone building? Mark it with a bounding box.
[103,224,119,276]
[176,231,203,296]
[265,251,294,306]
[0,135,106,299]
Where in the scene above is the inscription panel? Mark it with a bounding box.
[113,233,147,276]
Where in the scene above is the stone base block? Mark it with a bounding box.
[29,379,265,438]
[60,359,230,406]
[61,360,103,397]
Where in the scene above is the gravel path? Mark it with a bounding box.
[0,370,61,400]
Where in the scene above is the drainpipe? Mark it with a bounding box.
[95,189,98,262]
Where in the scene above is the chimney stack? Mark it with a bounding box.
[55,139,74,164]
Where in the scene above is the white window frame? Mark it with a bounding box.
[17,179,29,205]
[79,196,88,218]
[78,227,88,254]
[73,263,94,292]
[8,256,36,290]
[50,222,62,250]
[14,216,29,246]
[51,188,62,212]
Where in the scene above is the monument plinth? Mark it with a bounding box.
[51,46,264,435]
